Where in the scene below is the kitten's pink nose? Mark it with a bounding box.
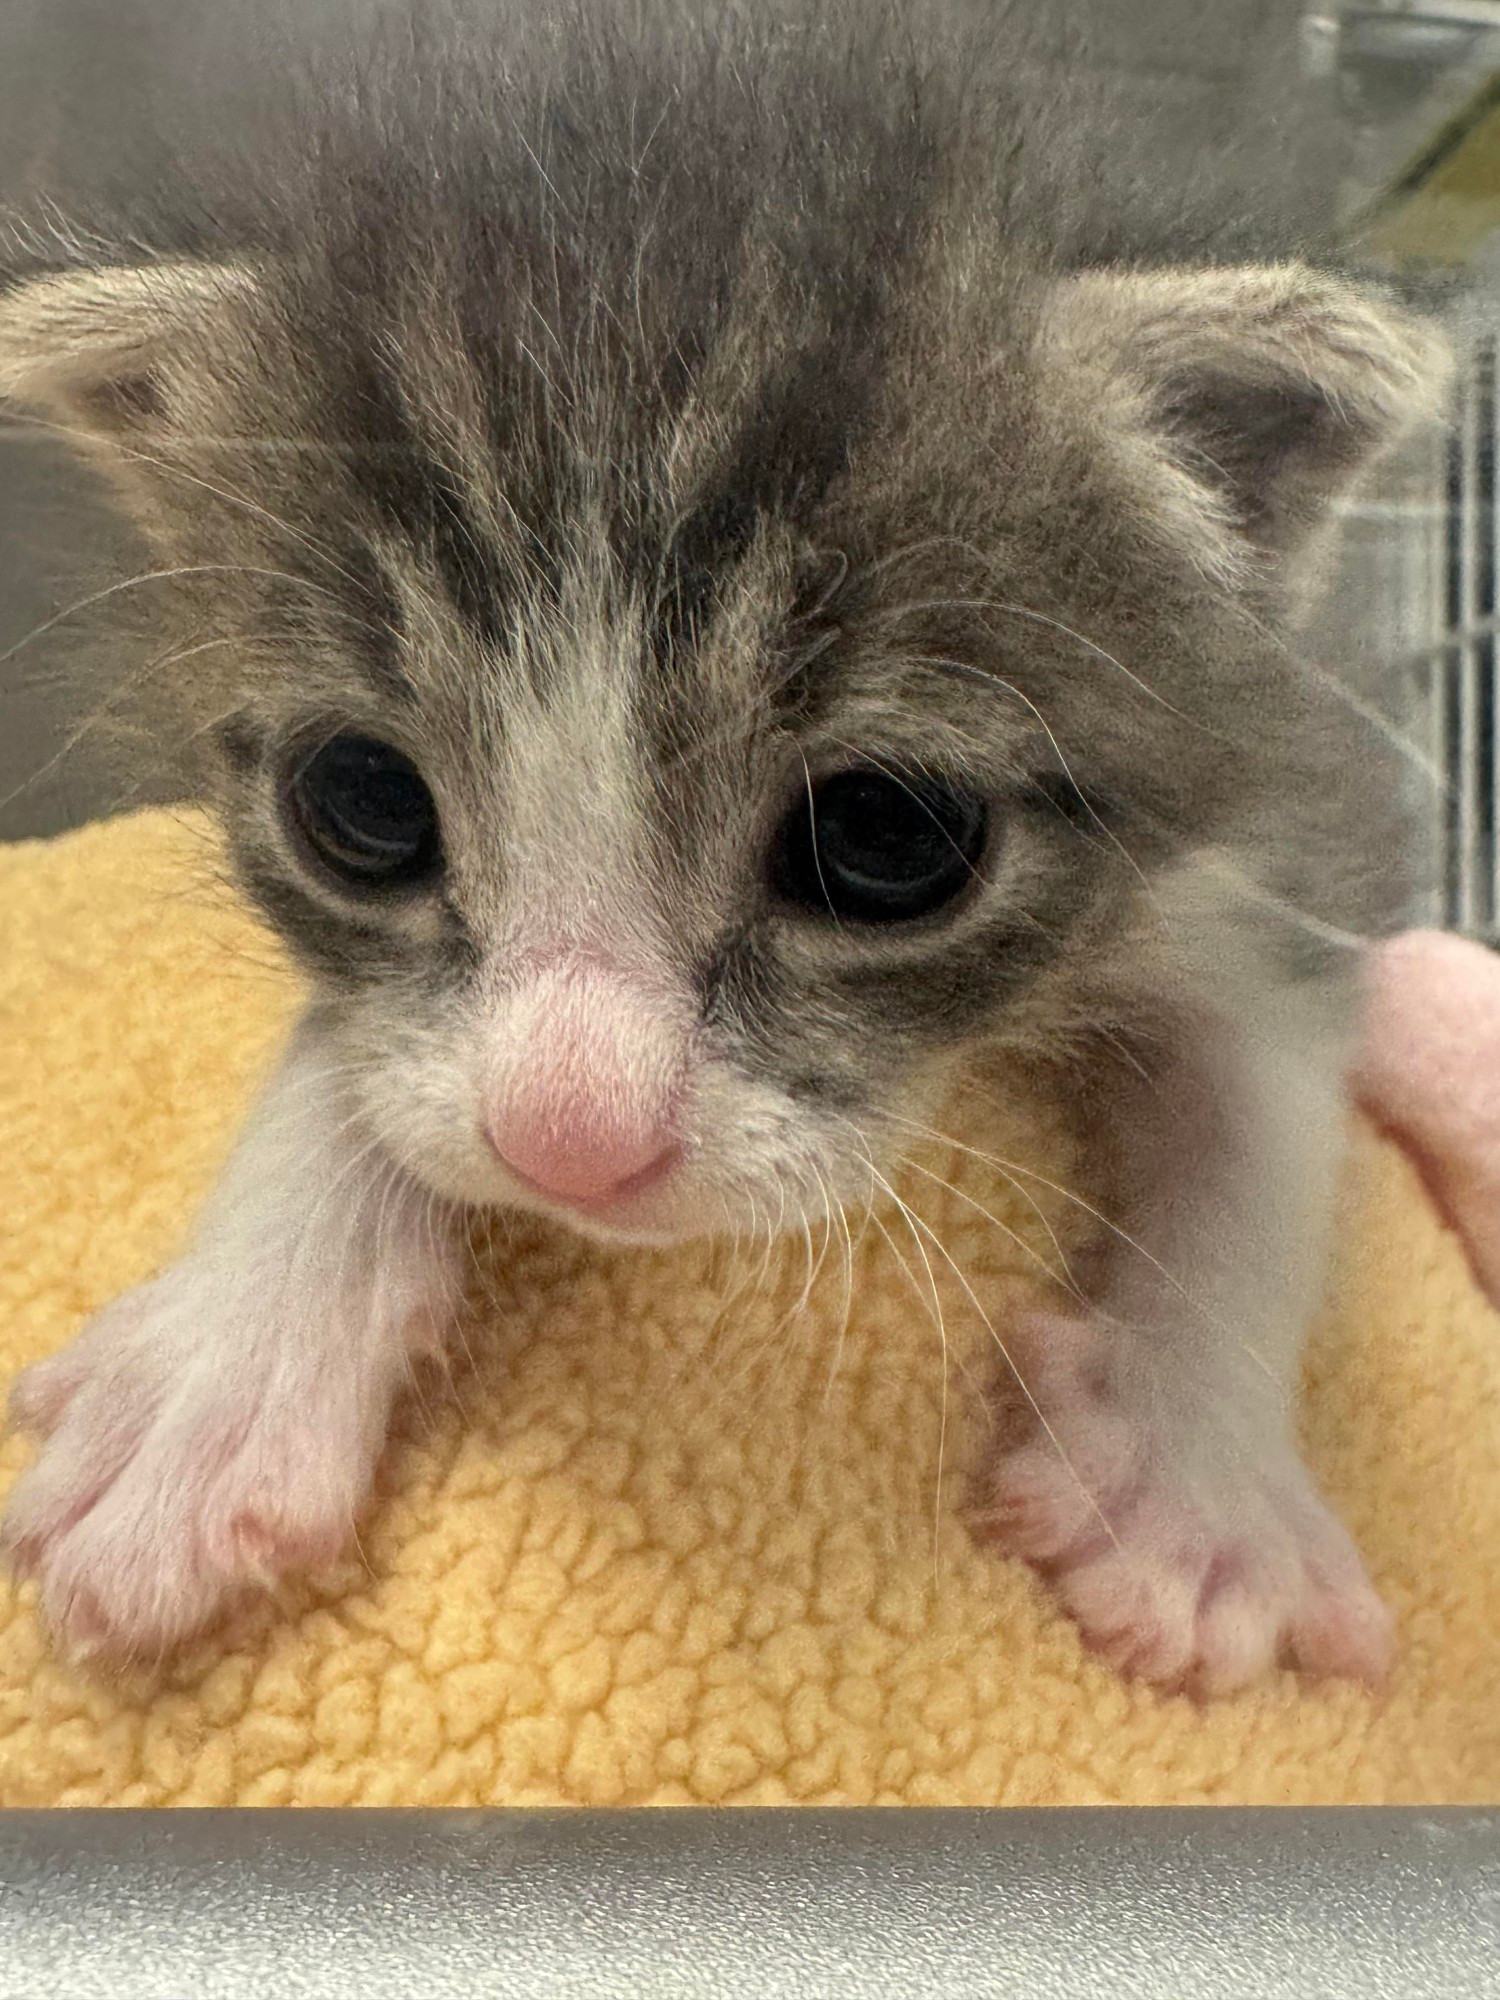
[491,1112,681,1207]
[484,956,688,1211]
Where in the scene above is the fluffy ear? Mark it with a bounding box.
[1044,262,1452,576]
[0,260,255,437]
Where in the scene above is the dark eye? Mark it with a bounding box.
[288,733,441,887]
[772,766,988,922]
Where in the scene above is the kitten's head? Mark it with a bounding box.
[0,28,1447,1243]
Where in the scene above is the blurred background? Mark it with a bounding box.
[4,0,1500,932]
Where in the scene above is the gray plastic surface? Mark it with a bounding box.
[0,1807,1495,1998]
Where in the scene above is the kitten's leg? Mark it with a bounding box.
[3,1009,461,1656]
[981,962,1391,1696]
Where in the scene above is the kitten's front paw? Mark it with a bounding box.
[3,1268,375,1658]
[978,1312,1393,1696]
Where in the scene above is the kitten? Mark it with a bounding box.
[0,3,1449,1690]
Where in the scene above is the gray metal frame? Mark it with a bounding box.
[0,1808,1495,1998]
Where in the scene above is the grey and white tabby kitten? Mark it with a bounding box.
[0,3,1448,1690]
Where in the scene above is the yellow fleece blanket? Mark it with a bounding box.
[0,809,1496,1808]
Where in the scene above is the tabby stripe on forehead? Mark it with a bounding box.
[653,489,760,660]
[350,348,514,656]
[635,326,895,809]
[328,537,415,703]
[651,338,882,664]
[425,471,514,654]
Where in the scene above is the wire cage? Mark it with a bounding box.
[1311,324,1496,941]
[1306,2,1500,940]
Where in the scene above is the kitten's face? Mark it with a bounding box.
[84,251,1393,1247]
[197,299,1128,1245]
[0,152,1443,1245]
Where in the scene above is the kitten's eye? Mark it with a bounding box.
[772,767,987,922]
[289,733,441,887]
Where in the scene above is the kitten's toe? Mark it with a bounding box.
[7,1359,77,1441]
[1058,1549,1204,1687]
[6,1287,157,1440]
[1185,1560,1285,1692]
[1279,1563,1395,1689]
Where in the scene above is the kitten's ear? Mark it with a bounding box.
[0,260,255,438]
[1045,262,1451,571]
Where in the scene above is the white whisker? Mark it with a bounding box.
[868,1161,1121,1555]
[887,1108,1277,1385]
